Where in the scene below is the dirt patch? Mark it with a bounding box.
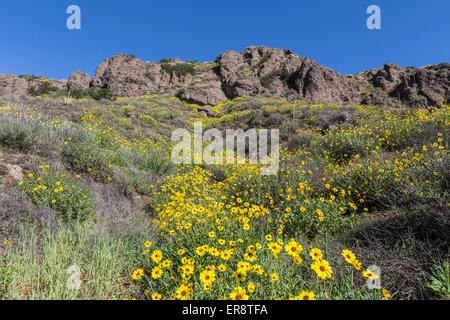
[0,148,34,188]
[340,203,449,299]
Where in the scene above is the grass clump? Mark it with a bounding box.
[0,224,145,300]
[138,151,174,175]
[0,122,37,152]
[0,107,68,153]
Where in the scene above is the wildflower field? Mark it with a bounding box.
[0,94,448,300]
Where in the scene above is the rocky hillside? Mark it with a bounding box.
[1,46,448,107]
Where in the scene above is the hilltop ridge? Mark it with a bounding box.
[0,46,448,107]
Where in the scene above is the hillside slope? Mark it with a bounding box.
[0,91,448,300]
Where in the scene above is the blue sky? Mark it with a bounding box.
[0,0,448,79]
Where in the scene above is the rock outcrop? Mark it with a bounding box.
[0,74,28,97]
[67,70,91,90]
[92,54,154,96]
[0,46,448,107]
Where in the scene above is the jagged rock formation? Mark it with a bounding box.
[0,46,448,107]
[366,62,449,107]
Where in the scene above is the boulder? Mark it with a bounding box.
[67,70,91,90]
[0,74,28,97]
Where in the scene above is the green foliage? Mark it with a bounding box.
[427,260,450,298]
[28,81,58,96]
[260,69,292,89]
[259,53,272,65]
[124,54,136,62]
[138,151,175,175]
[62,137,120,182]
[161,63,196,77]
[305,115,319,126]
[21,167,96,221]
[0,224,147,299]
[321,137,369,164]
[0,122,37,152]
[144,72,155,82]
[18,74,41,81]
[65,87,115,101]
[138,114,158,128]
[262,105,277,117]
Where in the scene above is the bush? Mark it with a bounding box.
[427,260,450,298]
[287,134,310,151]
[62,137,119,182]
[161,63,196,77]
[138,114,158,128]
[18,74,41,81]
[28,81,58,96]
[20,166,96,221]
[262,105,276,117]
[0,122,37,152]
[260,69,292,89]
[134,220,382,300]
[55,88,115,101]
[124,54,136,62]
[259,52,272,65]
[138,151,174,175]
[72,88,114,101]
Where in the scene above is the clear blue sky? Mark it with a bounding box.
[0,0,448,79]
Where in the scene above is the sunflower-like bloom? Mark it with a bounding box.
[311,259,333,280]
[229,287,249,300]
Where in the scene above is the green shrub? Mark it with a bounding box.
[333,160,410,211]
[283,198,356,238]
[262,105,277,117]
[161,63,196,77]
[62,138,118,182]
[139,151,174,175]
[260,69,292,89]
[0,122,37,152]
[426,260,450,298]
[138,114,158,127]
[259,52,272,65]
[56,88,115,101]
[18,74,41,81]
[28,81,58,96]
[323,139,367,164]
[124,54,136,62]
[21,166,96,221]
